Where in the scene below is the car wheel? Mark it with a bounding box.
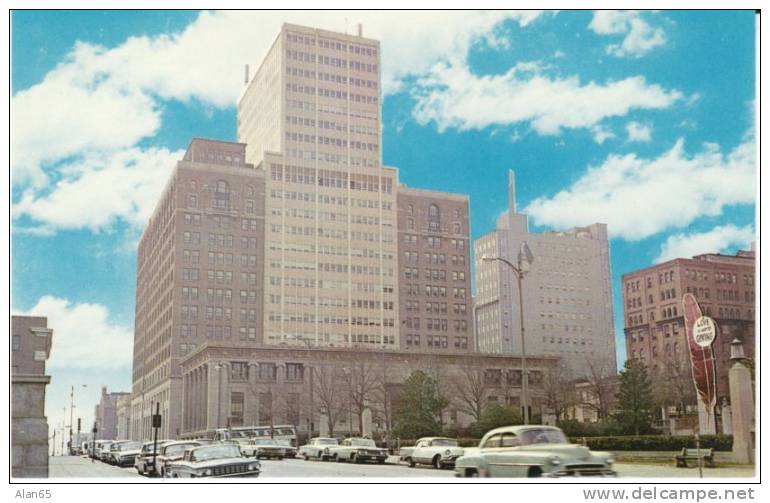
[335,455,343,463]
[527,466,543,478]
[466,469,479,478]
[351,454,359,464]
[303,453,309,461]
[278,456,284,460]
[406,457,415,468]
[432,455,442,469]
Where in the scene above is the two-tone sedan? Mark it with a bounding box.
[454,425,616,478]
[111,440,144,467]
[241,438,288,460]
[399,437,464,469]
[328,438,388,464]
[134,440,170,476]
[166,444,260,478]
[299,437,339,461]
[156,440,203,478]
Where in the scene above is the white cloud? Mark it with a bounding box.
[589,11,666,58]
[655,225,755,263]
[12,11,549,231]
[14,296,133,370]
[524,136,756,240]
[13,147,182,232]
[592,124,615,144]
[626,121,652,142]
[411,61,681,134]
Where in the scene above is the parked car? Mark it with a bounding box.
[106,440,134,465]
[97,441,115,462]
[299,437,339,461]
[399,437,464,469]
[166,444,260,478]
[155,441,203,478]
[134,440,170,476]
[92,440,110,460]
[454,425,617,478]
[241,438,288,460]
[276,438,298,458]
[328,438,388,464]
[111,440,144,467]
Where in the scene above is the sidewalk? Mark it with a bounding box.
[49,456,141,479]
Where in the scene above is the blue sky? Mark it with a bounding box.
[10,10,756,436]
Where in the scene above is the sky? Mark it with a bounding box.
[9,10,757,440]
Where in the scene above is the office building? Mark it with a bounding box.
[474,171,617,377]
[94,387,129,440]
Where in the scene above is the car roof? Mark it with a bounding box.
[482,425,563,438]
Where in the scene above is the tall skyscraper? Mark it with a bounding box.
[130,138,265,439]
[474,171,617,377]
[238,23,399,350]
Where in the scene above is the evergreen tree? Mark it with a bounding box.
[473,403,522,437]
[393,370,448,439]
[615,359,656,435]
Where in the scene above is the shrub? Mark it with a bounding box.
[570,435,732,452]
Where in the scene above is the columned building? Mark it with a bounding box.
[474,171,617,377]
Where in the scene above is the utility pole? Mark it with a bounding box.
[69,385,74,455]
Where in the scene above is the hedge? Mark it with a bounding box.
[391,435,732,452]
[570,435,733,452]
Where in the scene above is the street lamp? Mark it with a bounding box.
[481,241,534,425]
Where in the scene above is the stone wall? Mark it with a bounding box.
[12,375,51,478]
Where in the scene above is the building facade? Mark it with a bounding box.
[94,387,129,441]
[179,344,558,439]
[11,315,53,478]
[130,138,265,440]
[622,249,756,409]
[116,395,132,440]
[397,186,474,351]
[238,23,400,351]
[474,171,617,377]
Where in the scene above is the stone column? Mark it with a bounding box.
[728,339,754,464]
[12,374,51,478]
[361,408,373,437]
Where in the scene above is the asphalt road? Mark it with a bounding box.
[48,455,755,479]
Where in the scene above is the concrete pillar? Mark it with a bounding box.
[698,401,716,435]
[720,403,732,435]
[362,408,373,437]
[729,359,754,463]
[319,413,330,437]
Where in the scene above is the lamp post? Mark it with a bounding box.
[481,241,534,425]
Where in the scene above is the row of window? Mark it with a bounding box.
[285,131,379,152]
[286,31,378,58]
[401,234,467,250]
[285,49,378,73]
[178,324,257,340]
[403,251,467,266]
[286,67,378,91]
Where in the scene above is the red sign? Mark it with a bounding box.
[682,293,717,413]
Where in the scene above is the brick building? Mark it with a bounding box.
[94,387,130,441]
[622,249,756,409]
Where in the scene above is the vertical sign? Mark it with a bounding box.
[682,293,718,426]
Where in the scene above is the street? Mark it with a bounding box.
[49,455,754,479]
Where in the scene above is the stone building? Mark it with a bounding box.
[11,315,53,478]
[622,249,756,415]
[397,187,474,352]
[94,387,130,440]
[474,171,617,377]
[179,344,558,439]
[130,138,264,440]
[116,395,132,440]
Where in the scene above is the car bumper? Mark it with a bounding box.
[440,455,461,465]
[356,455,388,462]
[546,468,617,477]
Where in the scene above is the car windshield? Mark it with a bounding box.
[518,429,569,446]
[164,443,200,456]
[191,445,242,461]
[350,439,376,447]
[315,439,338,445]
[431,439,458,447]
[119,441,143,451]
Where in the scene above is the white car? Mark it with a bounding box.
[328,438,388,464]
[299,437,339,461]
[399,437,464,469]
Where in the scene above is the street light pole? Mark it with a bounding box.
[482,242,534,425]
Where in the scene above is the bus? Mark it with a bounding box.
[213,425,297,449]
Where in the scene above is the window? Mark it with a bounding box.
[12,335,20,351]
[286,363,304,380]
[231,362,249,381]
[258,363,277,380]
[230,392,244,427]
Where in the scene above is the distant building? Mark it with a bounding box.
[116,395,132,440]
[622,249,756,412]
[474,171,617,377]
[11,315,53,478]
[94,387,129,440]
[397,186,474,352]
[565,375,620,423]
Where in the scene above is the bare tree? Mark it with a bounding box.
[314,365,345,437]
[541,365,575,422]
[342,361,380,436]
[582,358,617,420]
[451,366,489,424]
[654,351,696,414]
[370,360,395,442]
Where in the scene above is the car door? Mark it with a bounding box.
[484,432,528,477]
[414,440,430,463]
